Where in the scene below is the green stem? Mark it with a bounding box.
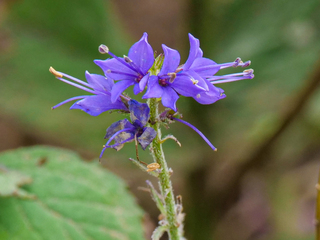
[148,98,180,240]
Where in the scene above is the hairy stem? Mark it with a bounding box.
[147,98,180,240]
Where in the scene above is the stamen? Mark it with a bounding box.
[218,58,251,69]
[103,50,141,75]
[56,77,96,94]
[243,69,254,74]
[233,57,241,67]
[167,72,176,83]
[190,64,220,72]
[61,72,92,88]
[242,60,251,67]
[98,44,109,54]
[172,117,217,151]
[52,95,88,109]
[49,67,63,78]
[212,76,254,84]
[124,55,132,63]
[208,69,254,83]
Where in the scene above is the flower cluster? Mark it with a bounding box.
[50,33,253,156]
[100,99,157,158]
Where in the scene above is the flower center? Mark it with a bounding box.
[134,127,144,138]
[136,75,143,83]
[158,78,168,87]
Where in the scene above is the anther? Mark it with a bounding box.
[244,69,254,74]
[98,44,109,54]
[233,57,241,67]
[167,72,176,83]
[124,55,132,63]
[107,69,112,73]
[49,67,63,78]
[242,60,251,67]
[196,94,201,98]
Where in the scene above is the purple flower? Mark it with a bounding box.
[142,45,206,111]
[100,100,157,158]
[179,34,254,105]
[94,33,154,103]
[50,67,128,116]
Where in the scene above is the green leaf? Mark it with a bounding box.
[0,146,145,240]
[0,166,35,199]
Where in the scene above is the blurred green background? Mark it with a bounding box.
[1,0,320,239]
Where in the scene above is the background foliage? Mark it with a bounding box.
[0,0,320,239]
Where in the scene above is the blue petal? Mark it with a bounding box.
[128,32,154,74]
[193,81,226,104]
[142,76,163,99]
[70,95,127,116]
[159,45,180,76]
[85,71,114,93]
[176,70,209,92]
[190,58,220,78]
[128,99,150,126]
[105,120,136,151]
[139,73,149,92]
[133,83,142,95]
[138,127,157,150]
[171,75,205,97]
[94,58,137,80]
[111,80,135,103]
[105,119,135,140]
[161,88,179,111]
[183,34,203,70]
[110,136,135,151]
